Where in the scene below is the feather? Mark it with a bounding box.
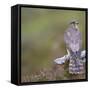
[54,50,86,64]
[54,54,69,64]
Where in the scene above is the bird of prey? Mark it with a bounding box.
[54,20,86,74]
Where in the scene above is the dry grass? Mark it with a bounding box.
[21,61,85,83]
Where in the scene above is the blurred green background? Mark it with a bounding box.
[21,7,86,82]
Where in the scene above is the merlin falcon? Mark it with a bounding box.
[54,20,86,74]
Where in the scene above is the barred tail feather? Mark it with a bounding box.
[69,59,84,74]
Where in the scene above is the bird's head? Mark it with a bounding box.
[69,20,79,30]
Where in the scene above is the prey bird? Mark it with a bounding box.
[54,20,86,74]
